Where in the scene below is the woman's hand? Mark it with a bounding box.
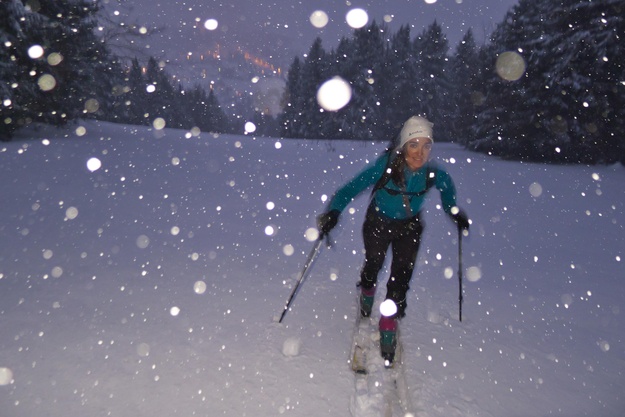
[317,210,340,235]
[450,208,470,231]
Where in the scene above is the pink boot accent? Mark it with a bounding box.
[379,315,397,332]
[361,286,376,297]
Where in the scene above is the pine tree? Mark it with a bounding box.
[92,58,129,124]
[542,0,625,163]
[186,85,209,130]
[470,0,624,163]
[171,83,194,129]
[379,24,419,140]
[1,0,50,133]
[412,21,453,142]
[0,0,25,138]
[297,37,327,138]
[144,56,178,126]
[127,57,148,125]
[279,56,303,138]
[251,110,280,137]
[318,37,354,139]
[205,87,229,133]
[343,21,386,140]
[0,0,121,135]
[448,29,480,144]
[469,0,555,160]
[36,1,114,124]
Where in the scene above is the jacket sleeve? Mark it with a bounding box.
[434,167,458,214]
[327,153,388,213]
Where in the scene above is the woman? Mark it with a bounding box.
[317,116,469,364]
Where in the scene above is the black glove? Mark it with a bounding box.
[450,208,470,231]
[317,210,340,236]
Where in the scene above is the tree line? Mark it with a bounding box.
[0,0,231,140]
[279,0,624,164]
[2,0,623,164]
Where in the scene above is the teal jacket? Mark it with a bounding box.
[328,151,457,220]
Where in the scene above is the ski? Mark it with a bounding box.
[382,330,408,417]
[352,343,368,374]
[349,302,379,417]
[349,297,415,416]
[349,304,373,374]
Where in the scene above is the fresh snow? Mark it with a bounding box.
[0,120,623,416]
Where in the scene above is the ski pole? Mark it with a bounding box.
[278,234,328,323]
[458,225,464,322]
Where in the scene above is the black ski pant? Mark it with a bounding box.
[359,206,424,318]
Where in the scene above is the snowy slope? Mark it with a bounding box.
[0,120,623,417]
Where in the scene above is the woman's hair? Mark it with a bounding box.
[388,148,406,187]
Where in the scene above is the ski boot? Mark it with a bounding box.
[359,287,375,318]
[379,315,398,367]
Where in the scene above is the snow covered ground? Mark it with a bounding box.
[1,120,623,417]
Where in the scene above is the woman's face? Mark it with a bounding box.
[404,137,433,170]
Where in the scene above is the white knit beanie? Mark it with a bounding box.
[398,116,434,148]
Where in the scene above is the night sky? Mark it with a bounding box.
[114,0,518,74]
